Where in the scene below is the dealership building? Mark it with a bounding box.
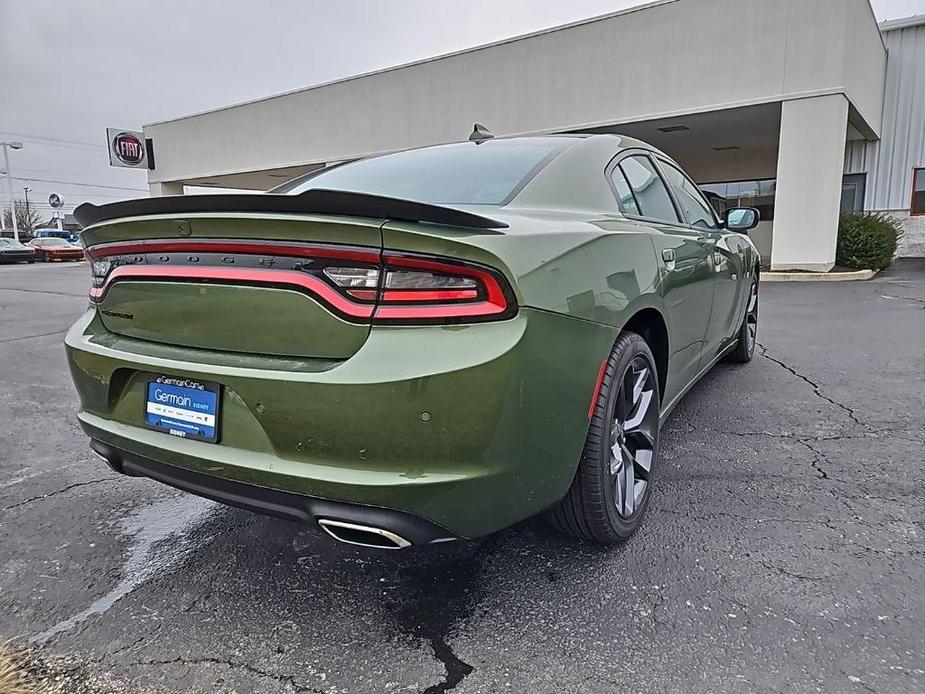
[141,0,925,270]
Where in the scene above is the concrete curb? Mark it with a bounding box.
[763,269,878,282]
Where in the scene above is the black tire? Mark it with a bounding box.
[547,331,661,543]
[726,272,759,364]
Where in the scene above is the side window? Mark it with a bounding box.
[618,155,680,224]
[659,161,720,230]
[610,167,641,216]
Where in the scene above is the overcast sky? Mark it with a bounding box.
[2,0,924,217]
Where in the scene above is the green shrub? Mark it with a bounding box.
[836,212,903,271]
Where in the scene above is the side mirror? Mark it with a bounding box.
[725,207,760,232]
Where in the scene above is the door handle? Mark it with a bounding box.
[661,248,676,271]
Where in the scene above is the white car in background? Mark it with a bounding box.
[0,237,36,264]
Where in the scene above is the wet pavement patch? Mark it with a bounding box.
[30,496,216,645]
[381,544,489,693]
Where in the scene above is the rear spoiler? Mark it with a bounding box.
[73,188,509,230]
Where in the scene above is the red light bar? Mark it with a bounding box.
[90,265,374,318]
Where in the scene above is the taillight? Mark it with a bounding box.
[88,255,115,297]
[84,241,516,324]
[374,254,515,323]
[322,253,515,322]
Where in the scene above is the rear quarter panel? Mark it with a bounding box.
[382,214,672,405]
[381,214,662,327]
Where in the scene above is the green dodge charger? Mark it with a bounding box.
[67,133,760,549]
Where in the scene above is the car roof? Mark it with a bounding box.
[501,133,670,213]
[280,132,673,215]
[392,133,671,214]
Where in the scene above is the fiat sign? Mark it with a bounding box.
[107,128,149,169]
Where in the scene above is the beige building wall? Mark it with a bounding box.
[144,0,885,189]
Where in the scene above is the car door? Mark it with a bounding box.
[610,153,715,400]
[656,158,743,363]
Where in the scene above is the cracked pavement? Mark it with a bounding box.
[1,259,924,693]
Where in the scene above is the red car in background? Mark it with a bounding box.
[28,238,84,262]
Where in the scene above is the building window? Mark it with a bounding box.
[913,168,925,216]
[841,174,866,214]
[700,179,776,222]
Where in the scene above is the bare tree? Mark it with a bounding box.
[2,199,43,236]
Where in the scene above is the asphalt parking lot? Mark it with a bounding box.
[1,259,924,694]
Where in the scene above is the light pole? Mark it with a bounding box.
[22,186,31,236]
[1,141,24,242]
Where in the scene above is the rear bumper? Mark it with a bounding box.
[66,307,618,537]
[90,439,457,546]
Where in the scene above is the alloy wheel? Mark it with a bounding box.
[609,355,659,519]
[745,281,759,354]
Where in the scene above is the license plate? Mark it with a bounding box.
[144,375,220,443]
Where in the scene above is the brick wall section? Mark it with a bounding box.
[892,212,925,258]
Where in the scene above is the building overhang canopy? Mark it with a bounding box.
[144,0,887,192]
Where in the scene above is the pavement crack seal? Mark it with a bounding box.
[3,478,112,511]
[30,495,217,645]
[757,343,867,428]
[127,656,327,693]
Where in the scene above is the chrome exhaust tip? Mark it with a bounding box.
[318,519,412,550]
[89,440,125,474]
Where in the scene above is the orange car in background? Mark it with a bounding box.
[29,238,84,262]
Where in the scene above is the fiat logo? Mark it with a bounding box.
[112,132,145,166]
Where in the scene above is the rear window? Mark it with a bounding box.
[275,139,568,205]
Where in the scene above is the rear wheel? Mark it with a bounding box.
[727,272,759,364]
[547,331,660,543]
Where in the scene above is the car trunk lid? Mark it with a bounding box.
[84,213,384,360]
